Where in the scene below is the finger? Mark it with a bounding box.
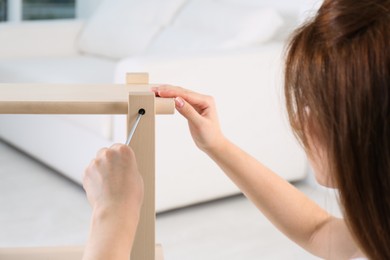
[153,86,209,108]
[151,84,170,97]
[174,97,203,126]
[83,162,95,185]
[96,147,108,157]
[110,143,134,158]
[110,143,126,150]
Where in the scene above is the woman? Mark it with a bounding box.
[82,0,390,259]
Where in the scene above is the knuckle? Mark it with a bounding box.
[93,158,102,167]
[127,148,136,160]
[205,95,214,103]
[118,144,127,152]
[82,168,91,185]
[103,149,115,159]
[119,144,131,155]
[82,175,88,189]
[97,147,107,157]
[110,143,122,150]
[82,170,87,181]
[178,86,187,93]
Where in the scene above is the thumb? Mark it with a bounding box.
[174,97,203,126]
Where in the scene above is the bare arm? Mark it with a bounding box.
[83,205,140,260]
[82,144,144,260]
[154,86,362,259]
[209,138,360,259]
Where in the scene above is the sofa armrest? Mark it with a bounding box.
[0,20,84,58]
[114,43,286,86]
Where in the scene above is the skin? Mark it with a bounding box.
[82,144,143,260]
[82,86,365,259]
[306,133,335,188]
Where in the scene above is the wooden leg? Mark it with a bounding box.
[128,92,156,260]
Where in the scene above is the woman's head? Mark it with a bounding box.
[284,0,390,258]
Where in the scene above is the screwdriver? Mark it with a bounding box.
[125,108,145,145]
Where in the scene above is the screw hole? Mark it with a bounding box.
[138,108,146,115]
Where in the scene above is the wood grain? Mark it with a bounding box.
[0,84,174,114]
[0,246,84,260]
[0,245,164,259]
[128,92,156,260]
[126,73,149,85]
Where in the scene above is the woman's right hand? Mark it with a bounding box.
[152,86,226,154]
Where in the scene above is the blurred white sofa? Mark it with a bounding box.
[0,0,320,212]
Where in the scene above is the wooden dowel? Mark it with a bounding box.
[155,97,175,115]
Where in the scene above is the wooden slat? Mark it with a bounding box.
[0,246,84,260]
[0,245,164,259]
[0,84,174,114]
[128,92,156,260]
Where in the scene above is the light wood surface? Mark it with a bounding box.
[128,92,156,260]
[126,73,149,85]
[0,246,84,260]
[0,245,164,260]
[0,84,174,114]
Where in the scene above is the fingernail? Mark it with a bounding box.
[151,87,158,92]
[175,97,184,108]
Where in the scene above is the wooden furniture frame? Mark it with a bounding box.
[0,73,174,260]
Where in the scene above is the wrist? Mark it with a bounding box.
[93,201,141,215]
[205,135,229,158]
[92,203,140,228]
[85,202,140,260]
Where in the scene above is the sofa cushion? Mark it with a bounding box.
[0,56,116,84]
[217,0,321,15]
[77,0,188,59]
[146,1,283,54]
[219,0,323,23]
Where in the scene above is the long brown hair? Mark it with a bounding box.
[284,0,390,259]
